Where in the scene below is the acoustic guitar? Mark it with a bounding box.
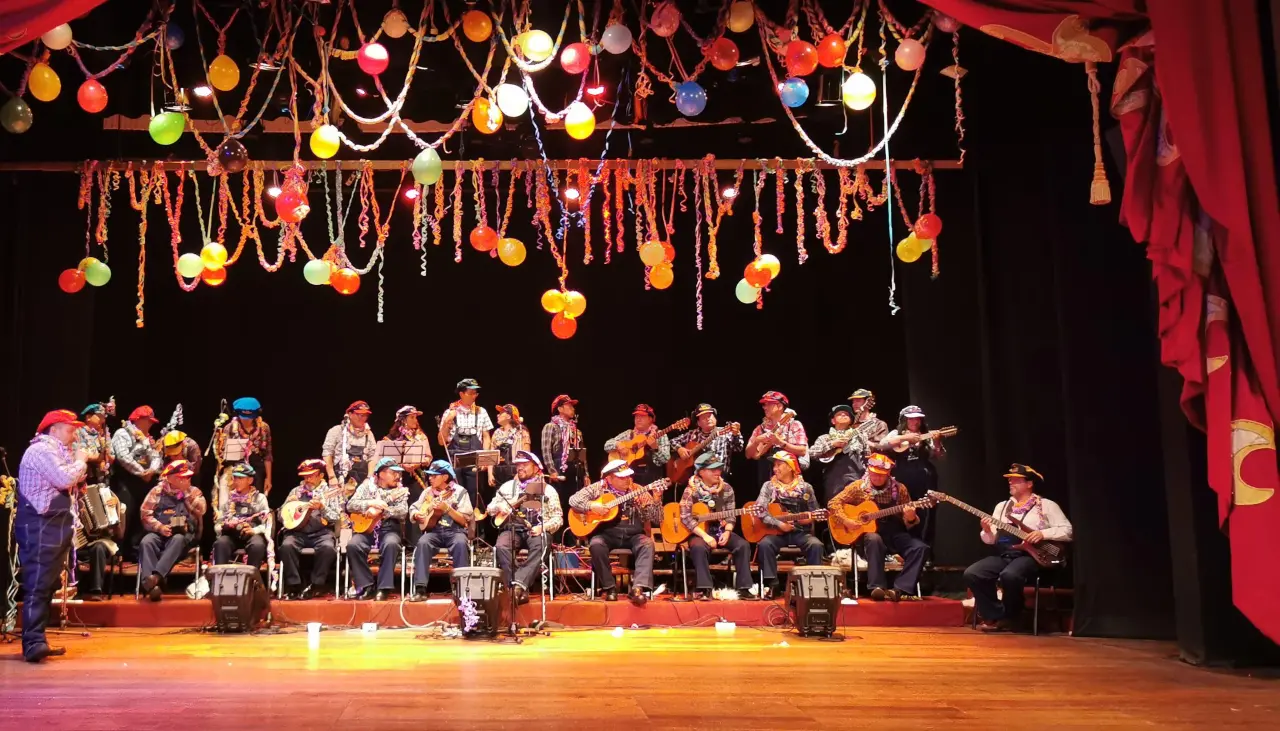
[660,501,764,544]
[745,412,794,460]
[827,495,937,545]
[928,490,1069,567]
[280,483,347,530]
[891,426,959,453]
[665,422,740,485]
[413,487,477,540]
[568,478,670,537]
[740,502,829,543]
[608,419,690,464]
[350,487,410,534]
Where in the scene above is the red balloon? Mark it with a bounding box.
[785,40,819,77]
[560,42,591,75]
[58,268,86,293]
[817,33,847,68]
[201,267,227,287]
[77,79,108,113]
[470,225,499,252]
[275,189,310,223]
[708,37,739,72]
[357,43,389,76]
[661,241,675,263]
[915,213,943,239]
[331,267,360,295]
[551,312,578,339]
[744,261,772,288]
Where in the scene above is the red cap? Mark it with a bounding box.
[759,391,789,406]
[346,401,372,414]
[297,458,326,476]
[161,459,195,479]
[632,404,655,418]
[551,394,578,412]
[129,405,156,422]
[37,409,84,433]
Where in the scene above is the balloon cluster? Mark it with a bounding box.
[57,256,112,294]
[540,289,587,339]
[897,213,944,263]
[300,256,360,295]
[638,240,676,289]
[737,254,781,304]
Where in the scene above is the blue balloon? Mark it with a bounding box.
[778,77,809,108]
[674,81,707,117]
[165,24,184,51]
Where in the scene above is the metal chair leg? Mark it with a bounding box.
[680,546,689,599]
[1033,575,1041,636]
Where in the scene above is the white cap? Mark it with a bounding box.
[513,450,543,470]
[602,459,634,478]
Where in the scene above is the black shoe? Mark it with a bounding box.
[350,586,374,600]
[628,588,648,607]
[148,585,163,603]
[604,589,618,602]
[283,585,302,601]
[869,587,887,601]
[84,591,106,602]
[24,645,62,663]
[737,589,757,601]
[375,590,392,602]
[514,586,530,606]
[763,583,783,600]
[885,589,902,603]
[304,584,323,600]
[140,572,161,598]
[408,588,429,603]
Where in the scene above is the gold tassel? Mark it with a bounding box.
[1086,62,1112,205]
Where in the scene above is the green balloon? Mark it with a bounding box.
[176,253,204,278]
[1,97,33,134]
[303,259,332,286]
[84,260,112,287]
[149,112,186,146]
[411,147,442,186]
[735,278,760,304]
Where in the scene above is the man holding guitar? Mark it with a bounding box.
[345,457,410,601]
[569,459,664,606]
[746,392,810,487]
[675,453,754,600]
[828,453,929,601]
[755,452,825,600]
[604,404,674,485]
[671,403,742,482]
[485,451,562,605]
[408,460,475,601]
[211,463,270,578]
[963,464,1073,631]
[278,459,341,600]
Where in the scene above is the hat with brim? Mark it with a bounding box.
[129,405,157,423]
[632,404,655,418]
[830,404,854,419]
[396,405,423,418]
[849,389,874,401]
[769,451,800,474]
[161,460,195,479]
[424,459,457,481]
[80,403,105,419]
[694,453,725,471]
[512,450,543,471]
[900,406,926,419]
[551,394,578,412]
[232,463,257,478]
[602,459,634,478]
[759,391,789,406]
[232,397,262,417]
[1003,463,1044,483]
[867,453,896,475]
[497,404,522,423]
[374,457,405,474]
[691,403,717,418]
[347,401,372,414]
[297,459,326,476]
[162,431,187,450]
[38,409,84,433]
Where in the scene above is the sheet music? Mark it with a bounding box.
[222,438,251,463]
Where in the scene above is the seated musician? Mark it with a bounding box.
[745,391,810,486]
[828,453,928,601]
[756,452,824,600]
[279,459,341,600]
[964,464,1073,631]
[569,459,664,606]
[76,486,125,602]
[138,459,207,602]
[679,453,753,601]
[486,451,562,605]
[212,463,270,575]
[160,430,203,487]
[673,403,743,477]
[603,404,671,485]
[345,457,409,601]
[408,460,474,601]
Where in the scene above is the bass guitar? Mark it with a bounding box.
[665,422,741,484]
[568,478,671,538]
[350,487,410,534]
[660,501,764,544]
[827,495,937,545]
[608,419,691,464]
[927,491,1068,567]
[740,502,829,543]
[890,426,959,453]
[280,483,347,530]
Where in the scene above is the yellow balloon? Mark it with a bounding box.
[310,124,341,159]
[201,242,229,269]
[758,253,781,278]
[498,238,526,266]
[896,234,924,263]
[649,263,674,289]
[208,55,240,92]
[517,30,554,62]
[29,63,61,102]
[564,101,595,140]
[727,2,755,33]
[842,71,877,111]
[563,290,587,317]
[639,240,666,267]
[541,289,566,313]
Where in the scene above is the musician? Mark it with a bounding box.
[15,410,88,661]
[212,463,270,573]
[76,484,125,602]
[542,394,586,488]
[746,392,809,486]
[438,379,494,505]
[160,430,203,486]
[673,403,744,477]
[964,464,1073,631]
[408,460,474,601]
[828,453,928,601]
[322,401,378,492]
[75,401,114,485]
[809,405,863,504]
[490,404,531,487]
[110,405,161,554]
[569,459,663,606]
[487,451,562,604]
[755,452,824,600]
[879,406,946,496]
[345,457,409,601]
[279,459,340,600]
[138,460,207,602]
[603,404,671,485]
[386,404,433,544]
[215,397,274,494]
[678,453,753,600]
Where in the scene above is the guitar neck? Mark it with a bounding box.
[939,495,1029,540]
[776,510,823,522]
[605,479,670,509]
[699,506,753,523]
[865,499,927,521]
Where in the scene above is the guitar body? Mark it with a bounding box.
[828,501,878,545]
[665,454,697,486]
[280,501,311,531]
[740,501,774,543]
[610,436,647,464]
[660,501,715,544]
[352,487,409,534]
[568,498,619,537]
[1013,540,1069,568]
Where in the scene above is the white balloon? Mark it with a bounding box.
[41,23,73,51]
[600,24,632,55]
[495,83,529,118]
[842,72,877,111]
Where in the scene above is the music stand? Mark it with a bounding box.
[221,438,251,463]
[377,440,430,466]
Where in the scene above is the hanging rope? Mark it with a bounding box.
[1085,62,1112,205]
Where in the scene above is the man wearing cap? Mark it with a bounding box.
[111,405,161,554]
[756,451,825,599]
[880,406,947,545]
[810,405,865,504]
[322,401,378,492]
[279,459,341,600]
[138,459,208,602]
[212,463,271,574]
[746,392,810,486]
[215,397,274,495]
[439,379,494,504]
[491,404,531,488]
[829,453,929,601]
[542,394,586,488]
[15,410,88,661]
[408,460,475,600]
[345,457,410,601]
[75,400,114,486]
[569,460,667,605]
[673,404,743,478]
[485,451,562,604]
[964,464,1073,631]
[74,400,125,601]
[677,453,754,600]
[604,404,672,486]
[160,430,203,487]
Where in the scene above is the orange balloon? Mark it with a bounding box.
[331,267,361,295]
[744,260,772,288]
[201,266,227,287]
[551,312,578,339]
[661,241,675,263]
[708,37,739,72]
[785,41,819,76]
[817,33,847,68]
[649,263,674,289]
[471,97,503,134]
[461,10,492,43]
[470,225,499,252]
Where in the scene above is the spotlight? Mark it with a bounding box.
[563,187,580,201]
[403,187,420,201]
[586,84,606,97]
[720,186,738,200]
[252,55,282,71]
[267,185,282,198]
[355,87,368,98]
[192,85,213,98]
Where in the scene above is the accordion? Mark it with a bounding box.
[81,484,120,534]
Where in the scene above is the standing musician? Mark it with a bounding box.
[138,460,207,602]
[755,452,825,600]
[849,389,889,459]
[345,457,409,601]
[408,460,474,601]
[828,453,928,601]
[214,397,274,494]
[322,401,378,493]
[386,405,433,545]
[487,451,562,605]
[964,464,1073,631]
[279,459,341,600]
[678,453,754,600]
[746,391,810,487]
[212,463,270,575]
[879,406,946,544]
[110,405,161,555]
[569,459,663,606]
[673,403,744,477]
[15,410,88,662]
[160,430,203,486]
[604,404,671,485]
[810,404,864,504]
[75,401,124,601]
[542,394,586,489]
[490,404,531,488]
[438,379,494,506]
[75,401,114,486]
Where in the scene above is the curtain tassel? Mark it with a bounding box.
[1086,61,1112,205]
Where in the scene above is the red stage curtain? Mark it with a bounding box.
[0,0,108,56]
[922,0,1280,643]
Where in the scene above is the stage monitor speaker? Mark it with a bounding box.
[451,566,506,637]
[206,564,268,633]
[787,565,844,637]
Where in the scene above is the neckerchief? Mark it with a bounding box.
[551,415,579,471]
[337,418,371,477]
[771,476,805,499]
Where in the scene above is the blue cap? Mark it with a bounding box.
[424,459,456,480]
[232,463,257,478]
[694,453,725,471]
[81,403,106,418]
[373,457,405,474]
[232,397,261,417]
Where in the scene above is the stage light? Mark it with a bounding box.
[355,87,368,98]
[563,186,580,201]
[403,187,420,201]
[267,185,282,198]
[192,85,213,98]
[586,84,606,97]
[720,186,738,200]
[252,55,282,71]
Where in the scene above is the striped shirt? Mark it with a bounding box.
[111,423,160,477]
[17,435,87,515]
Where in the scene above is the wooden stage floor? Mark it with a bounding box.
[1,627,1275,729]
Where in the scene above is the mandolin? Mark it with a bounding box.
[350,487,410,534]
[740,502,829,543]
[928,491,1068,567]
[665,422,740,485]
[660,501,764,544]
[280,483,346,530]
[891,426,958,453]
[815,419,884,463]
[608,419,690,464]
[827,495,937,545]
[745,412,794,460]
[568,478,670,537]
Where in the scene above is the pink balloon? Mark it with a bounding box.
[650,2,681,38]
[560,42,590,75]
[934,13,960,34]
[894,38,926,71]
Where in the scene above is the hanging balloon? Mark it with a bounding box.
[934,13,960,34]
[649,262,674,289]
[516,30,554,62]
[276,189,310,223]
[1,98,33,134]
[563,290,587,317]
[600,24,632,54]
[744,260,772,288]
[382,9,410,39]
[541,289,567,313]
[785,41,819,76]
[309,124,341,159]
[165,24,184,50]
[661,241,675,263]
[58,268,86,294]
[41,23,73,51]
[673,80,707,116]
[896,234,925,263]
[778,77,809,108]
[550,312,578,339]
[735,278,761,304]
[208,54,240,91]
[78,256,100,271]
[498,238,526,266]
[217,138,248,173]
[83,259,112,287]
[28,63,61,102]
[147,111,184,145]
[639,241,666,267]
[914,213,943,240]
[727,2,755,33]
[303,259,332,285]
[411,147,443,185]
[471,97,503,134]
[650,2,681,38]
[357,43,389,75]
[895,38,926,71]
[494,83,529,117]
[563,101,595,140]
[817,33,847,68]
[77,79,107,113]
[331,267,361,295]
[708,37,739,72]
[560,42,591,75]
[176,253,204,278]
[461,10,492,42]
[841,71,876,111]
[757,253,781,278]
[470,225,499,252]
[202,266,227,287]
[200,242,228,269]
